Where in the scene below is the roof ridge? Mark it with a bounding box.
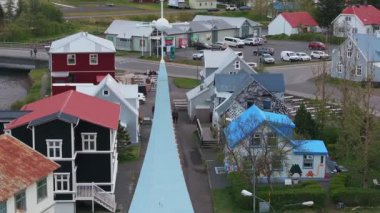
[60,91,74,117]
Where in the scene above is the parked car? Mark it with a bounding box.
[243,38,260,46]
[193,42,211,50]
[225,4,237,11]
[234,51,244,59]
[310,51,329,59]
[296,52,311,61]
[192,50,204,60]
[224,37,244,48]
[246,62,258,68]
[280,51,300,62]
[253,47,275,56]
[308,41,326,50]
[207,8,220,12]
[239,5,252,11]
[211,42,228,50]
[260,53,275,64]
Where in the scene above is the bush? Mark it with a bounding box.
[331,187,380,206]
[266,33,345,45]
[227,172,252,210]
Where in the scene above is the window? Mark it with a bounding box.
[303,155,313,168]
[356,52,360,59]
[263,99,272,110]
[337,62,343,73]
[67,54,76,65]
[0,202,6,213]
[54,173,70,192]
[345,16,351,22]
[199,2,201,6]
[46,139,62,159]
[348,41,352,48]
[89,54,98,65]
[267,133,276,147]
[347,49,352,58]
[37,178,47,203]
[356,65,362,76]
[251,134,261,147]
[352,28,358,34]
[81,133,97,151]
[320,156,324,164]
[103,89,109,96]
[15,191,26,213]
[234,60,240,70]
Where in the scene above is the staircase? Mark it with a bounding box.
[77,184,116,212]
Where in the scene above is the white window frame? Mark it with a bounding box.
[37,178,47,203]
[303,155,314,169]
[89,54,98,65]
[15,191,26,213]
[337,62,343,73]
[234,60,240,70]
[67,54,76,65]
[54,173,70,192]
[356,64,362,76]
[46,139,62,159]
[81,133,97,151]
[345,16,351,22]
[347,49,352,58]
[251,134,261,147]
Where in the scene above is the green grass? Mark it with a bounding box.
[213,188,251,213]
[118,145,140,163]
[11,68,49,110]
[173,77,200,89]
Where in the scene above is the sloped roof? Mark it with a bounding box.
[280,11,318,28]
[254,73,285,92]
[215,71,250,92]
[224,105,294,149]
[6,90,120,130]
[105,20,154,39]
[193,15,261,27]
[292,140,328,155]
[129,61,194,213]
[342,5,380,25]
[352,33,380,61]
[0,134,59,201]
[0,111,30,120]
[50,32,115,53]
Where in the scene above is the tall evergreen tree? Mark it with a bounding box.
[0,4,4,24]
[294,103,317,138]
[4,0,15,20]
[16,0,24,17]
[314,0,345,27]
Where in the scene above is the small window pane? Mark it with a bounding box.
[0,202,6,213]
[37,178,47,202]
[15,191,26,212]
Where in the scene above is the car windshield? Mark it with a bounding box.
[289,52,296,56]
[263,54,271,58]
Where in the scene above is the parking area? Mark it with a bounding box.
[175,39,338,65]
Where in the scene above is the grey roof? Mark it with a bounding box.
[105,20,154,39]
[253,73,285,92]
[352,33,380,61]
[0,111,30,121]
[28,112,79,127]
[193,15,261,28]
[215,71,251,92]
[165,19,235,35]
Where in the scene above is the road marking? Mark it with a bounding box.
[52,2,76,8]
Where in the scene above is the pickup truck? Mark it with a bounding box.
[225,4,237,11]
[253,47,275,56]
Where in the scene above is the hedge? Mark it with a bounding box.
[266,33,345,45]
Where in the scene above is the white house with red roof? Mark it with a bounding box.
[332,5,380,37]
[49,32,116,95]
[268,11,320,36]
[0,134,59,213]
[4,90,120,213]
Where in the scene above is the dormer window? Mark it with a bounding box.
[345,16,351,22]
[234,60,240,70]
[103,89,109,96]
[89,54,98,65]
[67,54,76,65]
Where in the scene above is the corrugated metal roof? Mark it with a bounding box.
[129,61,194,213]
[0,134,59,201]
[193,15,261,27]
[6,90,120,130]
[224,105,294,149]
[215,71,251,92]
[49,32,116,53]
[352,33,380,61]
[105,20,154,39]
[292,140,328,155]
[0,111,30,120]
[280,11,318,28]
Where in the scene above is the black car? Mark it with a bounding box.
[253,47,275,56]
[193,42,212,50]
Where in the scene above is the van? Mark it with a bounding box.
[280,51,300,62]
[234,51,244,59]
[224,37,244,48]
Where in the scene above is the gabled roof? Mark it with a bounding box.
[341,5,380,25]
[254,73,285,92]
[292,140,328,155]
[76,74,139,116]
[215,71,250,92]
[0,134,59,201]
[49,32,116,53]
[105,20,154,39]
[193,15,261,27]
[280,11,318,28]
[6,90,120,130]
[224,105,294,149]
[351,33,380,61]
[0,111,30,120]
[129,61,194,213]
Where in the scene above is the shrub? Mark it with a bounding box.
[227,172,252,210]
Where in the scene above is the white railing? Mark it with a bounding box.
[76,183,116,212]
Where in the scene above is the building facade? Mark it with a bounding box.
[268,11,320,36]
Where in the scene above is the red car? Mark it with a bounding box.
[308,41,326,50]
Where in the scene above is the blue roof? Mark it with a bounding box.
[353,34,380,61]
[292,140,328,155]
[129,61,194,213]
[253,73,285,93]
[224,105,294,149]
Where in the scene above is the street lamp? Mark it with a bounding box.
[241,189,313,213]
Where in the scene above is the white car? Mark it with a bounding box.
[310,51,329,59]
[192,50,204,60]
[296,52,311,61]
[243,38,260,46]
[280,51,300,62]
[138,93,146,103]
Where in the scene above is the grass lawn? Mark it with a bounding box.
[173,77,200,89]
[212,188,251,213]
[118,145,140,163]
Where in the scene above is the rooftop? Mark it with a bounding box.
[280,11,319,28]
[342,5,380,25]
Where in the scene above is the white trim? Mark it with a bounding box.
[81,132,97,151]
[46,139,63,159]
[32,126,35,149]
[67,54,76,65]
[89,54,98,65]
[54,173,71,192]
[51,72,70,77]
[76,151,112,154]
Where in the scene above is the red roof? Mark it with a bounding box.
[280,11,319,28]
[0,134,59,201]
[6,90,120,130]
[342,5,380,25]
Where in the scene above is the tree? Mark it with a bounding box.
[314,0,345,27]
[15,0,24,17]
[4,0,15,20]
[294,103,317,138]
[0,4,4,24]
